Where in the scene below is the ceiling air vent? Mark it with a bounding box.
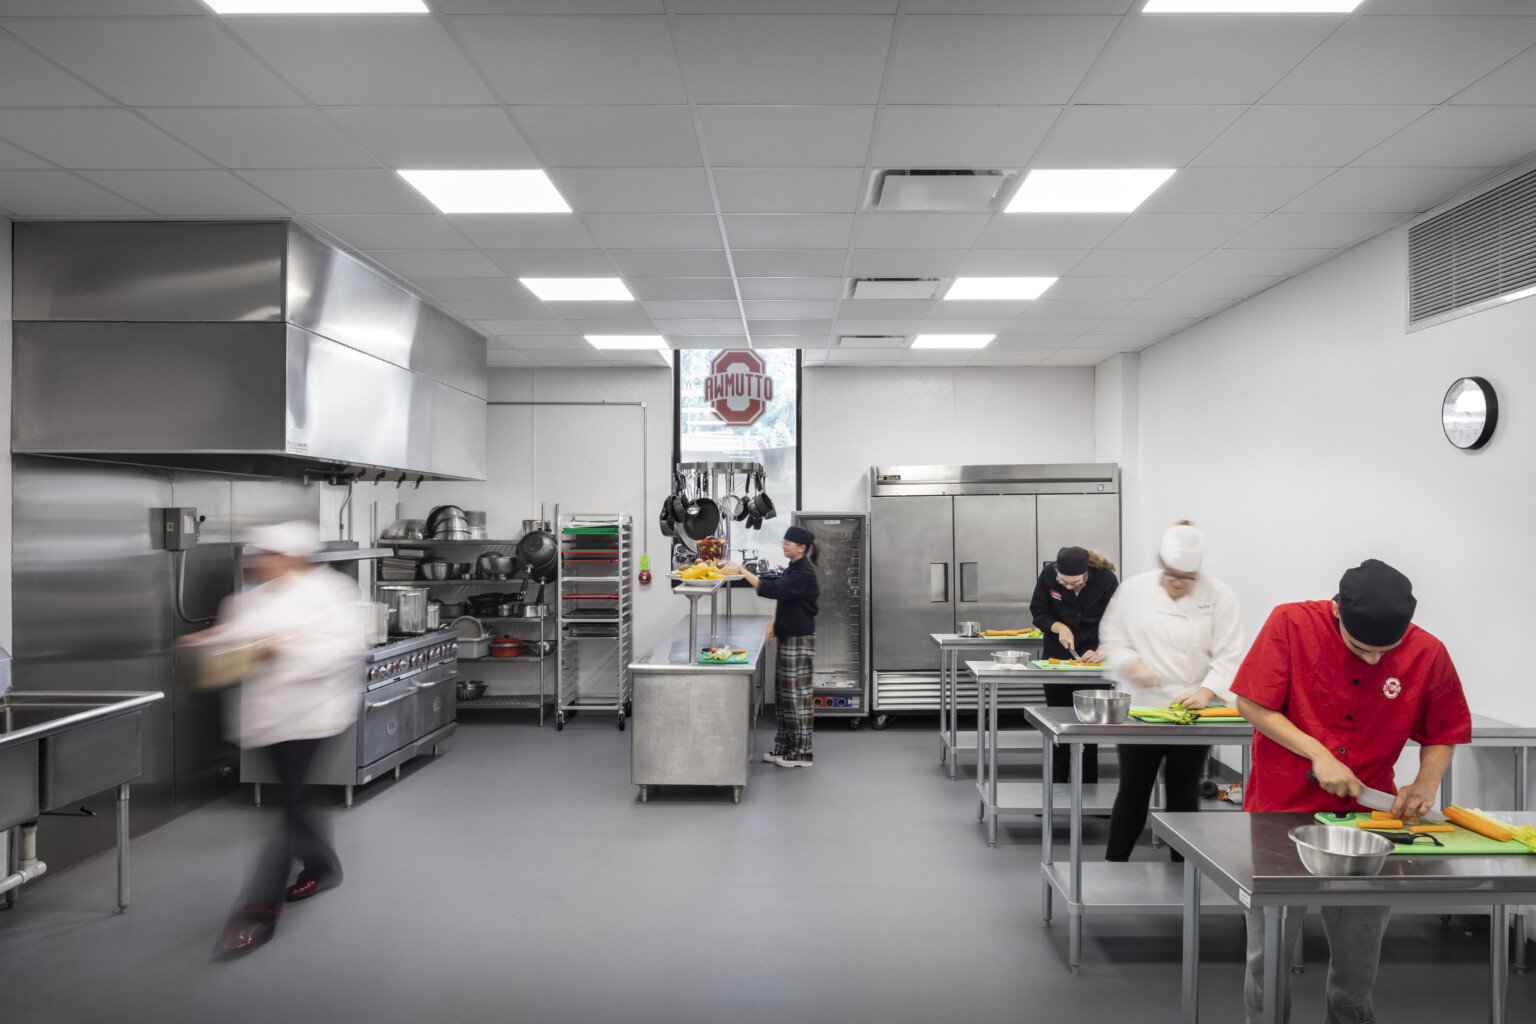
[1409,166,1536,329]
[848,278,942,300]
[837,336,907,349]
[869,169,1017,212]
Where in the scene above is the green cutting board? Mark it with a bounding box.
[1129,709,1248,724]
[1030,660,1103,670]
[698,649,748,664]
[1314,812,1533,855]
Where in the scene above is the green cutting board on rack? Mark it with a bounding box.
[564,527,618,535]
[1314,812,1533,855]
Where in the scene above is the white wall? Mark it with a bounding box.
[801,366,1098,511]
[0,220,11,658]
[1094,353,1142,571]
[1134,223,1536,805]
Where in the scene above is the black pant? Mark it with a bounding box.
[249,738,339,908]
[1044,684,1108,783]
[1105,743,1209,862]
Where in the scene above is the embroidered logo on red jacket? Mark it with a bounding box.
[1383,678,1402,699]
[1050,590,1062,600]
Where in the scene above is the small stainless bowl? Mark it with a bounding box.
[992,649,1029,666]
[1073,689,1132,725]
[457,680,487,701]
[419,562,450,580]
[1287,825,1392,877]
[958,621,982,638]
[448,562,474,579]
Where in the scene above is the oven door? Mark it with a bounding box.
[415,662,457,737]
[361,675,419,767]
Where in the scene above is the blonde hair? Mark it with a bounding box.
[1088,550,1116,574]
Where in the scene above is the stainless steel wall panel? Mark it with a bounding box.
[13,222,286,323]
[870,496,955,672]
[1036,493,1121,576]
[953,494,1037,629]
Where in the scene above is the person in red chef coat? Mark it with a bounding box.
[1233,559,1471,1024]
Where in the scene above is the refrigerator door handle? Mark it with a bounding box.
[929,562,949,603]
[958,562,978,603]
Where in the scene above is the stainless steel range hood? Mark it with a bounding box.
[12,222,487,482]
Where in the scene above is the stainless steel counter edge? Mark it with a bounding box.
[931,633,1046,645]
[0,691,165,752]
[631,615,774,674]
[966,661,1106,679]
[1025,706,1255,743]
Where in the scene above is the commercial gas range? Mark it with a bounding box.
[240,630,461,807]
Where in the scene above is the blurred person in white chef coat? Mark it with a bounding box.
[182,520,360,959]
[1096,521,1244,862]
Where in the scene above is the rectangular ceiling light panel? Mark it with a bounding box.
[204,0,428,11]
[585,335,669,350]
[945,277,1058,301]
[1006,169,1176,214]
[398,169,570,214]
[1142,0,1361,10]
[911,334,995,349]
[520,278,633,302]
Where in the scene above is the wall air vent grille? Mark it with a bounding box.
[1409,166,1536,326]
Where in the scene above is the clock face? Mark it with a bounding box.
[1442,377,1497,450]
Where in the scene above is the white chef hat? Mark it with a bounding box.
[1158,522,1204,574]
[248,520,321,559]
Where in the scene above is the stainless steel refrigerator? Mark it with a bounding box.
[868,464,1120,717]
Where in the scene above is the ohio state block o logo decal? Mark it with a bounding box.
[705,349,773,426]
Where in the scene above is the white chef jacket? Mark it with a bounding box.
[1097,570,1244,705]
[218,566,361,749]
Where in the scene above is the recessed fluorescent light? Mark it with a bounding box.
[397,169,569,214]
[911,334,995,350]
[1143,0,1361,11]
[521,278,633,302]
[203,0,427,11]
[585,335,669,350]
[1502,285,1536,304]
[945,277,1058,301]
[1006,169,1176,214]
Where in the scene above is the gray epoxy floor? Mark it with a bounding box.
[1,715,1531,1024]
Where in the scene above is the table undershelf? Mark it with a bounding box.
[1042,862,1244,915]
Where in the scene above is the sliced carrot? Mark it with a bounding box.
[1443,806,1513,843]
[1410,825,1454,833]
[1370,811,1396,820]
[1196,707,1242,718]
[1358,820,1404,830]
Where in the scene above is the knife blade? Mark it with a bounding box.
[1306,771,1446,821]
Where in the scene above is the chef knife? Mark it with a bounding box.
[1306,770,1446,821]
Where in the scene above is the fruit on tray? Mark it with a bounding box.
[678,561,726,580]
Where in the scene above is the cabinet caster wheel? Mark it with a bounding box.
[639,786,648,803]
[556,714,565,731]
[848,718,863,731]
[617,715,625,731]
[732,787,741,804]
[871,715,890,731]
[1291,966,1304,975]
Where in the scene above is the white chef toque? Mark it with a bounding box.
[247,520,322,559]
[1158,522,1204,574]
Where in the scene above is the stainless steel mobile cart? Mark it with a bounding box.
[556,513,634,731]
[792,512,869,728]
[933,633,1045,778]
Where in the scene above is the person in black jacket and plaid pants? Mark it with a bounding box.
[735,525,820,767]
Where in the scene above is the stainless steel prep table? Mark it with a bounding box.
[932,634,1044,778]
[629,615,771,804]
[1027,705,1252,972]
[1154,810,1536,1024]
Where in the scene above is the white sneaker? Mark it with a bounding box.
[763,752,781,763]
[774,754,813,768]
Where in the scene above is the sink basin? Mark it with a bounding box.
[0,691,162,814]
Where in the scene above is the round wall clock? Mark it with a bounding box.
[1442,376,1498,450]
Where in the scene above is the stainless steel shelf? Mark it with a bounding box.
[388,539,521,547]
[1042,862,1244,916]
[459,694,552,710]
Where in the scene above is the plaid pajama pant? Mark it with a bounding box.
[773,635,816,759]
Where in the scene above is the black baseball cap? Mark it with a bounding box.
[1336,559,1416,646]
[1055,546,1089,576]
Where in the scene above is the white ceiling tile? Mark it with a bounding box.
[456,16,685,104]
[931,300,1033,319]
[1355,106,1536,169]
[836,299,937,317]
[1015,299,1130,318]
[1453,44,1536,104]
[976,213,1125,249]
[672,1,896,10]
[237,169,434,215]
[723,214,852,249]
[1031,105,1243,168]
[642,300,744,319]
[0,139,48,170]
[7,19,302,107]
[922,317,1017,333]
[852,213,990,249]
[1100,213,1262,249]
[629,278,738,300]
[730,249,849,277]
[483,249,617,275]
[847,248,969,277]
[870,105,1058,167]
[737,278,845,300]
[1042,349,1123,365]
[826,350,899,364]
[80,170,289,216]
[989,334,1080,349]
[1069,249,1207,276]
[654,319,746,336]
[674,15,892,104]
[305,215,474,251]
[1141,276,1279,300]
[409,277,540,300]
[886,15,1117,104]
[1093,317,1197,335]
[1136,167,1333,213]
[550,168,714,213]
[141,108,374,170]
[1118,297,1234,320]
[608,248,732,276]
[1371,0,1536,11]
[712,168,865,214]
[832,318,925,335]
[665,336,748,349]
[1194,106,1431,168]
[1266,17,1536,105]
[481,319,575,336]
[742,300,838,318]
[956,248,1087,275]
[1180,248,1334,276]
[0,109,210,169]
[1070,335,1165,351]
[1044,276,1163,300]
[1075,15,1341,105]
[512,105,701,168]
[0,170,149,217]
[749,337,815,349]
[486,349,535,367]
[748,319,833,335]
[698,106,875,167]
[324,107,538,169]
[1225,212,1402,249]
[585,214,723,249]
[1005,317,1105,334]
[0,31,112,106]
[1282,167,1498,214]
[552,302,649,321]
[448,214,597,249]
[362,250,508,279]
[457,304,567,323]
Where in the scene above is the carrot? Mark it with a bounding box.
[1443,806,1513,843]
[1410,825,1454,833]
[1465,807,1517,834]
[1370,811,1396,821]
[1196,708,1242,718]
[1358,820,1404,830]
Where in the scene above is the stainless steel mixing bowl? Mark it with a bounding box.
[991,649,1029,666]
[1287,825,1392,876]
[1073,689,1131,725]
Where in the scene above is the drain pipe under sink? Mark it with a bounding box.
[0,823,48,897]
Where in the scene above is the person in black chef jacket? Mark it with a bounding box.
[735,525,820,768]
[1030,546,1119,784]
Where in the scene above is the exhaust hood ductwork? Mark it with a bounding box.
[12,222,487,482]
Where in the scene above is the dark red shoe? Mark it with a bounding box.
[214,904,278,959]
[285,868,342,903]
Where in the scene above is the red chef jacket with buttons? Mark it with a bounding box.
[1232,600,1471,813]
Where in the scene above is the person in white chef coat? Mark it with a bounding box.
[1096,521,1244,862]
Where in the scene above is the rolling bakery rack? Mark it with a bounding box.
[556,513,634,731]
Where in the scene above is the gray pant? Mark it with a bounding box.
[1244,906,1392,1024]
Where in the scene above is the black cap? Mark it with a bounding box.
[1336,559,1417,646]
[1055,546,1089,576]
[783,525,815,546]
